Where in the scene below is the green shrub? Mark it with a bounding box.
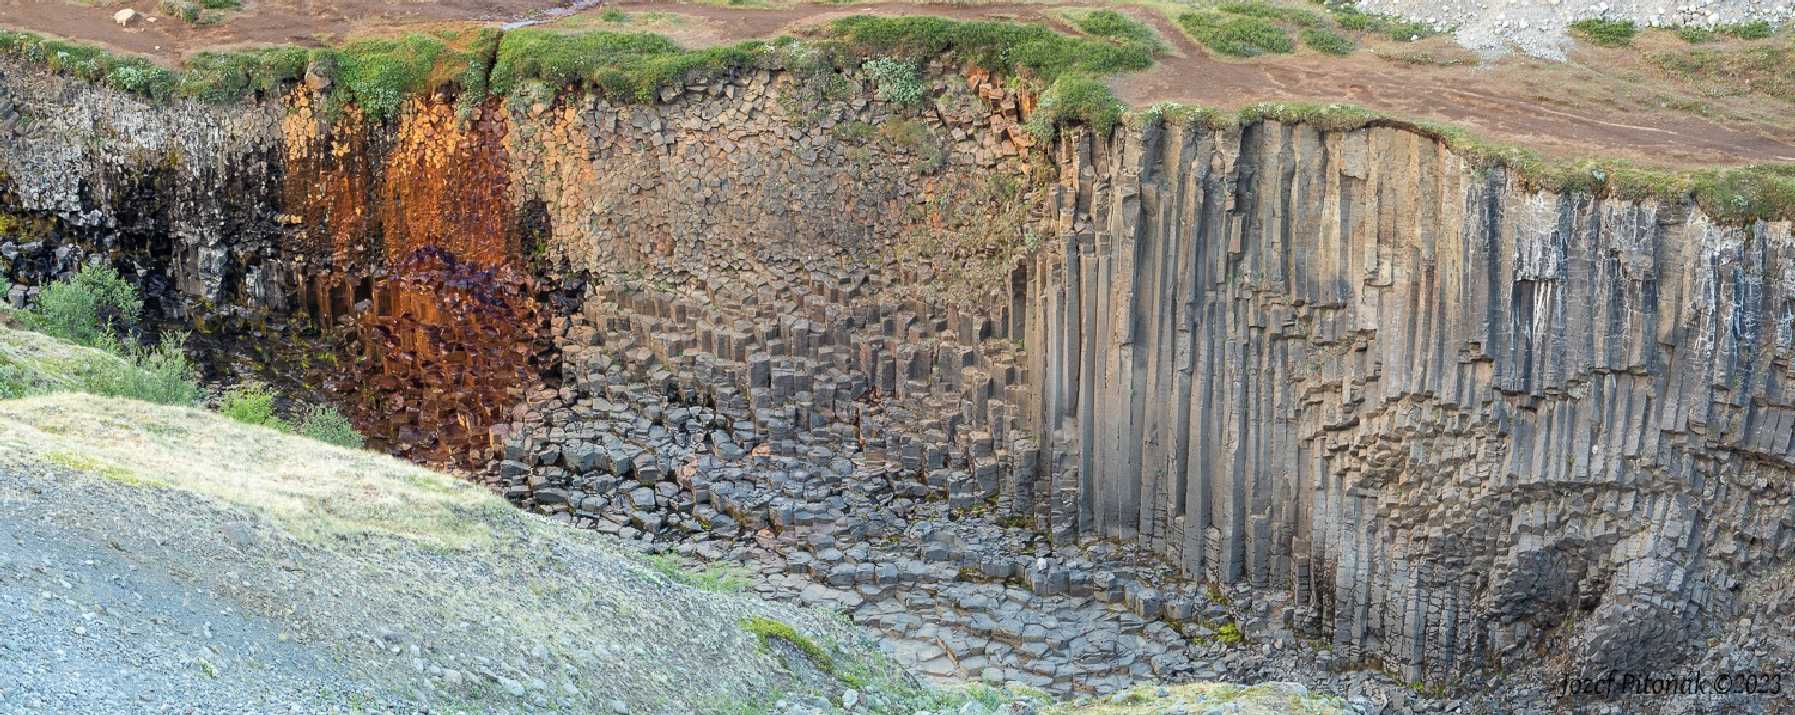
[1177,11,1295,57]
[829,15,1155,84]
[1302,27,1355,55]
[175,48,309,103]
[199,0,240,8]
[862,57,923,104]
[161,0,201,24]
[489,29,761,101]
[296,404,364,448]
[26,264,141,350]
[599,8,627,23]
[1217,1,1326,28]
[1569,18,1638,47]
[220,382,286,430]
[1676,26,1715,43]
[1074,9,1164,50]
[1381,18,1436,41]
[1024,73,1124,141]
[1719,21,1774,40]
[1329,5,1439,41]
[83,332,202,406]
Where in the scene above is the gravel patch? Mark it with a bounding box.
[1354,0,1794,57]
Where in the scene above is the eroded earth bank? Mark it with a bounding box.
[4,45,1795,714]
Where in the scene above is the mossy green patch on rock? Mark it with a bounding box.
[742,616,835,673]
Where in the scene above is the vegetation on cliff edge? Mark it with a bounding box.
[1,16,1792,223]
[1138,100,1795,224]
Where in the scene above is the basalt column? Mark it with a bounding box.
[283,97,544,466]
[1026,119,1795,682]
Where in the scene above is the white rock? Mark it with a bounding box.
[113,8,140,27]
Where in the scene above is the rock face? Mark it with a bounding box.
[3,54,1793,692]
[1026,123,1795,683]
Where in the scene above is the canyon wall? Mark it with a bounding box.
[1028,122,1795,682]
[3,55,1792,687]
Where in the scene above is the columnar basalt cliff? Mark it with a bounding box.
[3,50,1793,697]
[1026,123,1795,683]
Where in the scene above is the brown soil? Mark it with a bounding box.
[2,0,1792,166]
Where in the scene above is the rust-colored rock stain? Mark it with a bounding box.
[282,97,541,467]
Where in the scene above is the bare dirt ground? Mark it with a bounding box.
[1,0,1792,166]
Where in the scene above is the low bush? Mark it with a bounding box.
[1025,73,1125,141]
[489,29,761,101]
[296,404,365,448]
[220,382,286,430]
[25,264,141,350]
[1217,1,1326,29]
[87,333,202,406]
[1329,5,1439,41]
[829,15,1156,83]
[1676,26,1715,43]
[1719,21,1774,40]
[1177,11,1295,57]
[1302,27,1356,55]
[1569,18,1638,47]
[862,57,923,104]
[1073,9,1164,50]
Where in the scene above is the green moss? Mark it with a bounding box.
[1569,18,1637,47]
[742,616,834,673]
[1176,11,1294,57]
[1301,27,1355,55]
